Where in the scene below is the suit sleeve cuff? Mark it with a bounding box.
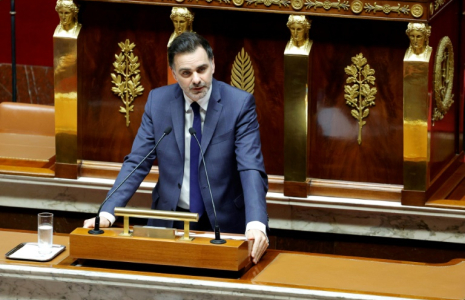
[99,212,115,226]
[245,221,267,237]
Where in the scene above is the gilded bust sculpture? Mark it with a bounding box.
[167,7,194,47]
[284,15,312,55]
[405,23,432,60]
[54,0,81,38]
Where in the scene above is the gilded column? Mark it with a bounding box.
[283,15,312,197]
[53,0,82,179]
[403,23,432,197]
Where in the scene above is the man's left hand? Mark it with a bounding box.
[246,229,269,264]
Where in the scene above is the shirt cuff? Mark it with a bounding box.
[245,221,267,237]
[99,212,115,226]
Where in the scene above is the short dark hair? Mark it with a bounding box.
[168,32,214,69]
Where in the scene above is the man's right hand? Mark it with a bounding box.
[83,216,110,228]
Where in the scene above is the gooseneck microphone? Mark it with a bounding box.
[88,127,173,235]
[189,127,226,244]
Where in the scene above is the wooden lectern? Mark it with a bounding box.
[69,208,251,272]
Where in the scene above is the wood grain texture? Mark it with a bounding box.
[70,227,250,271]
[78,4,287,174]
[308,18,406,185]
[78,2,171,163]
[428,0,462,181]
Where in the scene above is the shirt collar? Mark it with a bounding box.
[183,85,212,112]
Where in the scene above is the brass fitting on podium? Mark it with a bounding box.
[114,207,199,241]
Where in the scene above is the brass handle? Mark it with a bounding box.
[114,207,199,241]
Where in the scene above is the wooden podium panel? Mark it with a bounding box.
[253,253,465,299]
[70,228,250,271]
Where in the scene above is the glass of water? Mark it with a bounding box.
[38,212,53,255]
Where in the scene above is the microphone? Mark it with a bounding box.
[189,127,226,244]
[88,126,173,235]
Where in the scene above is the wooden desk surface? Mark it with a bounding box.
[2,229,465,300]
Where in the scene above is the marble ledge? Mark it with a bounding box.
[1,173,465,244]
[1,173,464,218]
[0,264,412,300]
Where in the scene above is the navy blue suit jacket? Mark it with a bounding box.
[101,79,268,234]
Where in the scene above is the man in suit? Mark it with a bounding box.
[84,32,268,263]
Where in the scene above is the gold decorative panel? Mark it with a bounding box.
[111,39,145,127]
[344,53,377,145]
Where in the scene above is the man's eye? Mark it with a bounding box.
[181,72,191,76]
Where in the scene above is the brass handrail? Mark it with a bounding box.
[114,207,199,241]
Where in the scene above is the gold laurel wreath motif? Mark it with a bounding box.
[344,53,377,145]
[433,36,454,122]
[231,48,255,94]
[111,39,145,127]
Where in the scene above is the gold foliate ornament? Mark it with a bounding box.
[306,0,350,10]
[231,48,255,94]
[411,4,423,18]
[350,0,363,13]
[344,53,377,145]
[111,39,145,127]
[364,2,410,14]
[434,0,444,10]
[233,0,245,6]
[433,36,454,122]
[246,0,290,7]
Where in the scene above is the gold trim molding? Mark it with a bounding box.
[432,36,454,122]
[246,0,290,7]
[305,0,350,11]
[363,2,410,15]
[344,53,377,145]
[230,48,255,94]
[111,39,145,127]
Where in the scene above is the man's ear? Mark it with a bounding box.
[170,68,178,82]
[211,58,215,75]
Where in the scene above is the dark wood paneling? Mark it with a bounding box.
[78,4,287,174]
[78,2,171,163]
[308,18,406,184]
[429,0,462,181]
[270,228,465,264]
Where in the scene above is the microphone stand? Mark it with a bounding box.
[10,0,17,102]
[189,128,226,244]
[89,127,172,235]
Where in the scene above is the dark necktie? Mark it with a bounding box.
[190,102,204,216]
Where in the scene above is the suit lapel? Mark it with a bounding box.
[170,86,185,160]
[202,79,223,155]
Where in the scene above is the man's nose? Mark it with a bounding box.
[192,72,201,84]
